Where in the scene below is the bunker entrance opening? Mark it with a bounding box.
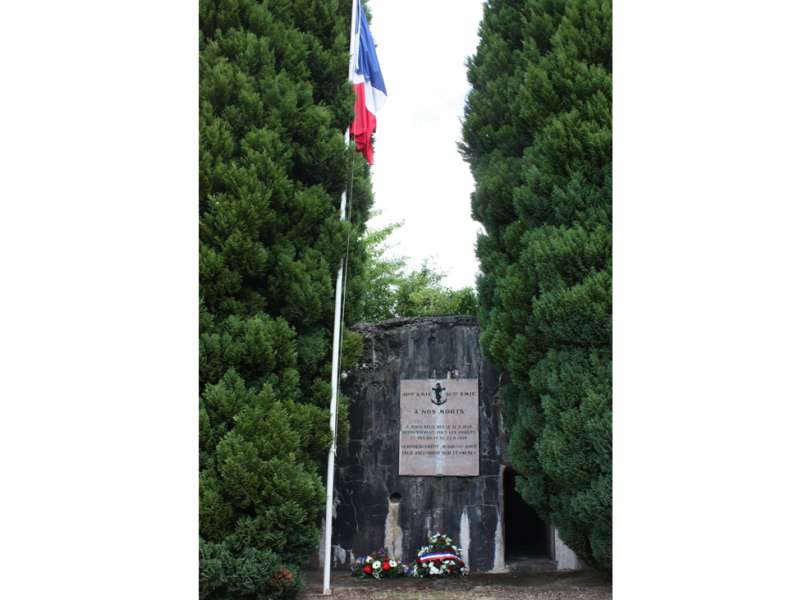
[503,468,551,560]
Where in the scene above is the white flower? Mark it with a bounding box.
[389,560,397,568]
[429,565,439,575]
[372,561,381,570]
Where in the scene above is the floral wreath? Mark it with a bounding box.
[412,532,468,577]
[351,547,407,579]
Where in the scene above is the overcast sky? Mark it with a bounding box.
[365,0,486,290]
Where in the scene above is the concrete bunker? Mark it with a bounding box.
[325,316,580,572]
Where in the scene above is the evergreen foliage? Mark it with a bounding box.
[199,1,373,597]
[357,221,478,321]
[461,0,612,571]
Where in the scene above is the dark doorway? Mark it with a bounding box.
[503,468,550,559]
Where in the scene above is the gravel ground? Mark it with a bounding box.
[299,570,612,600]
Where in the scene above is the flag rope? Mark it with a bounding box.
[335,139,358,396]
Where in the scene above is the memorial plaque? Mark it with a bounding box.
[399,378,479,476]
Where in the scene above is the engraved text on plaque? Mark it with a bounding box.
[399,378,479,476]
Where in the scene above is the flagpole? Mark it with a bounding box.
[323,2,359,594]
[322,160,346,596]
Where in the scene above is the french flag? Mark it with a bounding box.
[349,0,387,164]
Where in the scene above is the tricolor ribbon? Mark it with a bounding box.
[418,552,464,563]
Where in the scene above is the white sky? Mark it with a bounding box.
[366,0,486,290]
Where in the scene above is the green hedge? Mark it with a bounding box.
[199,0,374,597]
[461,0,612,571]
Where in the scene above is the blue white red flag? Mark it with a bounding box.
[349,0,387,164]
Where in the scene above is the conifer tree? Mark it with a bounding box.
[199,1,373,597]
[462,0,612,571]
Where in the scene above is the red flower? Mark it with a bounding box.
[382,561,390,571]
[363,565,372,574]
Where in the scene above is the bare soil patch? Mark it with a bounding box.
[300,570,612,600]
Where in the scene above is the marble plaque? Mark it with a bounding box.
[399,378,479,476]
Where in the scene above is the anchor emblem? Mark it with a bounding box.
[430,382,447,406]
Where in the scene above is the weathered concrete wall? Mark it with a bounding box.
[554,529,585,571]
[330,316,505,572]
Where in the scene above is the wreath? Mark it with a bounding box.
[412,532,468,577]
[351,547,407,579]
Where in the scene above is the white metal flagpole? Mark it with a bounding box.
[322,129,348,597]
[322,2,359,594]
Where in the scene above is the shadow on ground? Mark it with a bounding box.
[300,570,612,599]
